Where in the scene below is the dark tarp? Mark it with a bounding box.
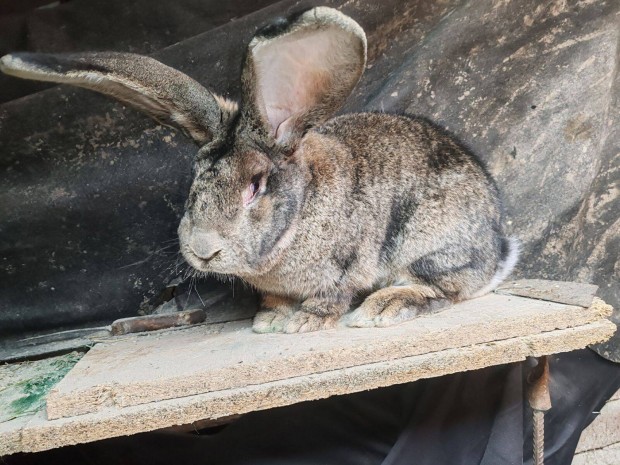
[1,0,619,463]
[1,0,618,357]
[0,0,618,357]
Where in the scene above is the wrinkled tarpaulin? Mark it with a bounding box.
[0,0,619,463]
[1,0,618,356]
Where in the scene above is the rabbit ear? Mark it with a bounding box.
[0,52,236,146]
[242,7,367,144]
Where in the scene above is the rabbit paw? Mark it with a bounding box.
[282,297,349,333]
[347,284,441,328]
[252,294,297,333]
[253,308,292,333]
[283,311,338,333]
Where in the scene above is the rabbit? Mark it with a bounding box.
[0,6,519,334]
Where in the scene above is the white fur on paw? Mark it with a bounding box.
[346,303,418,328]
[345,310,376,328]
[346,302,381,328]
[373,307,418,327]
[252,309,290,333]
[283,311,335,333]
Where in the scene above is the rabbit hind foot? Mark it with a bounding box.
[346,284,450,328]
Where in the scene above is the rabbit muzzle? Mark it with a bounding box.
[178,214,226,271]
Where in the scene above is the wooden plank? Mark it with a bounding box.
[46,294,613,419]
[1,320,613,456]
[576,390,620,453]
[0,414,31,458]
[0,353,82,423]
[573,442,620,465]
[0,353,83,455]
[495,279,598,307]
[0,327,107,364]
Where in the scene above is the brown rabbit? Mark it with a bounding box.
[0,7,518,333]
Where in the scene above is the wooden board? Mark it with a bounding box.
[573,442,620,465]
[576,389,620,454]
[0,353,83,456]
[0,320,613,456]
[45,293,612,420]
[0,353,82,423]
[495,279,598,307]
[0,282,615,456]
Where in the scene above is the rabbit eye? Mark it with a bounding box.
[244,174,264,206]
[250,179,260,196]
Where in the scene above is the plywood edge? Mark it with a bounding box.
[0,415,30,457]
[2,320,614,456]
[589,297,614,319]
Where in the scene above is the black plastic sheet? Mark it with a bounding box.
[1,1,619,463]
[1,0,618,356]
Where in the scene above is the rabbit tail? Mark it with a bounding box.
[471,237,521,298]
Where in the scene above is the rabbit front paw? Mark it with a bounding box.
[347,284,445,328]
[283,311,338,333]
[253,308,292,333]
[252,294,297,333]
[283,297,349,333]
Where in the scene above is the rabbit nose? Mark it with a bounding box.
[189,229,222,261]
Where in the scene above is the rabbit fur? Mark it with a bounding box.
[0,7,519,333]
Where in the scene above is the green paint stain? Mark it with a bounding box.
[1,352,82,422]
